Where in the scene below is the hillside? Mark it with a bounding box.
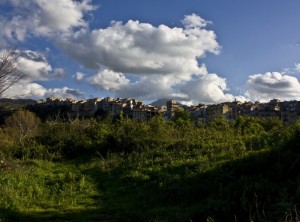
[0,99,36,124]
[0,112,299,221]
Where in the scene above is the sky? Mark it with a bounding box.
[1,0,300,104]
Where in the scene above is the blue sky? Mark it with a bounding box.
[1,0,300,104]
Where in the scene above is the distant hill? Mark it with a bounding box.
[150,98,185,107]
[150,98,170,107]
[0,98,37,124]
[0,98,36,109]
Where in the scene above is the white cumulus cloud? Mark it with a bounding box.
[1,6,246,104]
[0,49,77,100]
[295,63,300,72]
[59,14,234,102]
[180,74,241,104]
[44,87,85,99]
[182,13,211,29]
[246,72,300,102]
[73,72,86,81]
[3,83,84,100]
[60,14,220,78]
[115,75,178,101]
[16,50,66,82]
[88,69,130,91]
[2,83,47,99]
[0,0,96,43]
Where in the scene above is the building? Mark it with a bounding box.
[166,100,181,119]
[82,98,101,116]
[132,105,158,121]
[281,100,300,124]
[205,103,233,122]
[71,101,84,113]
[98,97,114,112]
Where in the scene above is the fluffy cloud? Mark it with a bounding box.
[246,72,300,102]
[3,82,84,100]
[182,13,211,29]
[88,69,130,91]
[87,65,207,101]
[60,14,220,78]
[33,0,95,35]
[86,65,243,104]
[17,50,66,81]
[1,4,243,104]
[0,49,78,100]
[0,0,95,42]
[44,87,85,99]
[73,72,86,81]
[52,68,67,79]
[2,82,47,99]
[18,50,52,81]
[115,75,180,100]
[180,74,237,104]
[295,63,300,72]
[60,14,234,102]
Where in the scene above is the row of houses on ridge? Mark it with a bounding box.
[41,97,165,121]
[38,97,300,124]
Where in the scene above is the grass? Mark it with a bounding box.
[0,159,101,221]
[0,146,241,221]
[1,114,299,221]
[1,139,300,221]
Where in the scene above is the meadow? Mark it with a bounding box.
[0,110,300,221]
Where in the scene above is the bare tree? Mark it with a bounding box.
[4,110,41,143]
[0,49,24,97]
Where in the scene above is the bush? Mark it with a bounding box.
[3,110,40,143]
[39,118,113,158]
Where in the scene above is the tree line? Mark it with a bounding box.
[0,108,286,160]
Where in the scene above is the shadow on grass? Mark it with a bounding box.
[0,208,114,222]
[1,140,300,221]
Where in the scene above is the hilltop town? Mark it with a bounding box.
[1,97,299,124]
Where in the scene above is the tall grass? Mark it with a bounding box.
[0,160,98,220]
[0,113,300,221]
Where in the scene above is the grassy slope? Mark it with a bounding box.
[0,118,300,221]
[1,141,300,222]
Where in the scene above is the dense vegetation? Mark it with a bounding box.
[0,109,300,221]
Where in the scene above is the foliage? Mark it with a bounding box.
[0,160,97,221]
[38,117,112,158]
[0,114,300,221]
[27,104,72,121]
[4,110,41,143]
[173,109,191,128]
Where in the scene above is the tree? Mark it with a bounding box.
[174,109,191,128]
[4,110,41,142]
[0,49,23,97]
[208,116,230,131]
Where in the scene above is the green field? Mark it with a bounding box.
[1,111,300,221]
